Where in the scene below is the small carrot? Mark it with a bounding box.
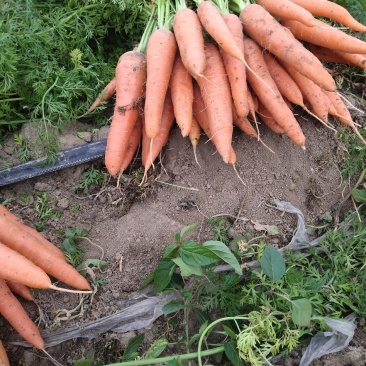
[221,13,249,118]
[105,51,147,176]
[0,214,92,291]
[0,279,44,349]
[243,37,306,148]
[232,107,258,139]
[144,28,177,140]
[239,4,336,92]
[282,19,366,55]
[256,0,318,27]
[257,100,286,134]
[141,89,176,173]
[0,204,66,261]
[0,340,10,366]
[196,43,234,163]
[189,115,202,166]
[169,55,194,137]
[196,1,245,63]
[86,77,116,115]
[287,0,366,32]
[6,281,35,302]
[173,2,206,79]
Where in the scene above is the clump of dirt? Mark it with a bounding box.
[0,110,363,365]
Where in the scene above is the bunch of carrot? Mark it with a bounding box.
[0,204,92,364]
[85,0,366,179]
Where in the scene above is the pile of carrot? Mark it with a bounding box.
[84,0,366,180]
[0,204,92,364]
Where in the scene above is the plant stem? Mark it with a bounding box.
[105,346,225,366]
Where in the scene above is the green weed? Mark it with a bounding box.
[72,165,106,193]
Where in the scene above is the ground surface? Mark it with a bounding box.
[0,107,365,365]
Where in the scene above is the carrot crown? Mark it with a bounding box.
[156,0,175,30]
[137,4,158,53]
[229,0,251,14]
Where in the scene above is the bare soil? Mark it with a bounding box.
[0,107,365,365]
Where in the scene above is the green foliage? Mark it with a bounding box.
[13,133,31,162]
[34,192,61,231]
[72,165,106,192]
[61,227,89,266]
[332,0,366,25]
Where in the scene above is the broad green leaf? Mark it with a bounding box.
[76,259,109,276]
[164,242,179,258]
[167,357,183,366]
[260,245,286,281]
[175,223,199,242]
[144,338,169,359]
[203,240,242,275]
[352,189,366,203]
[291,298,312,326]
[180,241,219,266]
[162,300,185,316]
[224,341,244,366]
[223,325,237,340]
[123,334,144,361]
[172,257,203,277]
[153,259,176,293]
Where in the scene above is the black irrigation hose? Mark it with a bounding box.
[0,139,107,187]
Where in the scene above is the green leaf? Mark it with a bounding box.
[172,257,203,277]
[153,258,177,293]
[162,300,185,316]
[167,358,183,366]
[260,245,286,281]
[175,223,199,243]
[224,341,243,366]
[352,189,366,203]
[193,307,212,325]
[202,240,242,275]
[223,325,237,340]
[76,259,108,276]
[180,241,219,267]
[123,334,144,361]
[164,243,179,258]
[291,298,312,326]
[144,338,169,359]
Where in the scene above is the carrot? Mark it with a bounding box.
[221,13,249,118]
[257,100,286,134]
[86,77,116,114]
[196,1,244,63]
[0,340,10,366]
[0,214,92,291]
[173,4,206,79]
[256,0,318,27]
[105,51,146,176]
[239,4,336,92]
[6,281,34,302]
[243,37,306,148]
[287,0,366,32]
[169,55,193,137]
[0,205,66,261]
[141,89,176,172]
[262,51,304,107]
[144,28,177,140]
[189,115,202,166]
[0,279,44,349]
[280,60,330,125]
[282,19,366,55]
[232,107,258,139]
[192,82,237,165]
[196,43,234,163]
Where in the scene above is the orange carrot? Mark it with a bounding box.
[197,1,244,63]
[0,214,92,291]
[262,51,304,107]
[196,43,234,163]
[0,340,10,366]
[282,19,366,55]
[105,51,147,176]
[257,100,286,134]
[192,82,237,165]
[0,279,44,349]
[232,107,258,139]
[221,13,249,118]
[256,0,318,27]
[287,0,366,32]
[6,281,34,302]
[173,6,206,79]
[144,28,177,140]
[240,4,336,91]
[87,77,116,114]
[0,205,66,261]
[189,115,202,166]
[142,89,176,172]
[243,37,306,148]
[169,55,193,137]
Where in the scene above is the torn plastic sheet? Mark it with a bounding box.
[8,290,181,348]
[299,313,357,366]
